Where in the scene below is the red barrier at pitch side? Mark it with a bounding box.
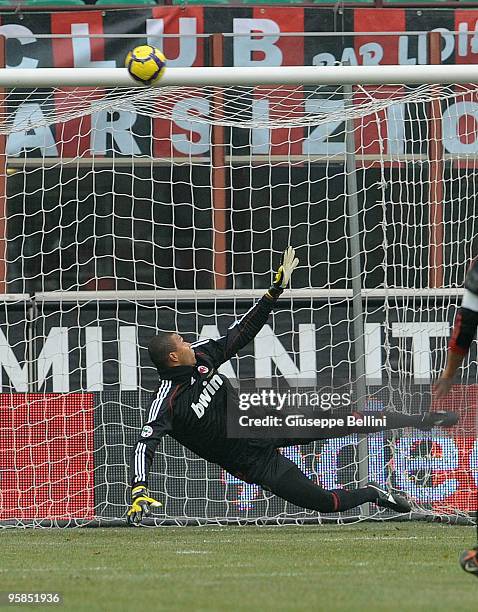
[0,393,94,521]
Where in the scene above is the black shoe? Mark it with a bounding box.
[368,481,412,514]
[419,411,459,430]
[459,547,478,576]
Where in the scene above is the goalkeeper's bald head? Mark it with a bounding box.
[148,332,196,371]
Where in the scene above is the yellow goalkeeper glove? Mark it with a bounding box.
[127,486,162,526]
[269,246,299,297]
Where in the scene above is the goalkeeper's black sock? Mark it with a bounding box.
[330,487,378,512]
[379,411,428,429]
[357,410,458,432]
[270,464,379,513]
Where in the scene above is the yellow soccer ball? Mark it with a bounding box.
[125,45,167,85]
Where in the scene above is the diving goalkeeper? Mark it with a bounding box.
[128,247,458,525]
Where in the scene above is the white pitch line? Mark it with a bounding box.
[175,550,210,554]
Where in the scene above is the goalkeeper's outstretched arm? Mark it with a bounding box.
[435,258,478,398]
[127,405,172,525]
[192,247,299,368]
[127,440,163,525]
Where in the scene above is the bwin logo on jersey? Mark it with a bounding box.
[191,373,223,418]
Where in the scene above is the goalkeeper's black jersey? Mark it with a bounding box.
[130,293,279,488]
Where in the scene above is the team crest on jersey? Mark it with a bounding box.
[197,365,209,375]
[141,425,153,438]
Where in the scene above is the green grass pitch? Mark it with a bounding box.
[1,523,477,611]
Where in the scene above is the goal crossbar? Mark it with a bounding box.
[34,289,466,302]
[2,64,478,88]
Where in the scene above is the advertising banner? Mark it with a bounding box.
[2,388,474,521]
[0,297,476,520]
[4,7,478,160]
[0,392,94,521]
[4,7,478,69]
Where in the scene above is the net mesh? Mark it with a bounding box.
[1,79,477,526]
[3,82,478,131]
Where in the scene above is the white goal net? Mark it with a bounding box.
[1,74,477,526]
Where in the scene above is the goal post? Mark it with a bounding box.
[3,64,478,88]
[1,59,478,526]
